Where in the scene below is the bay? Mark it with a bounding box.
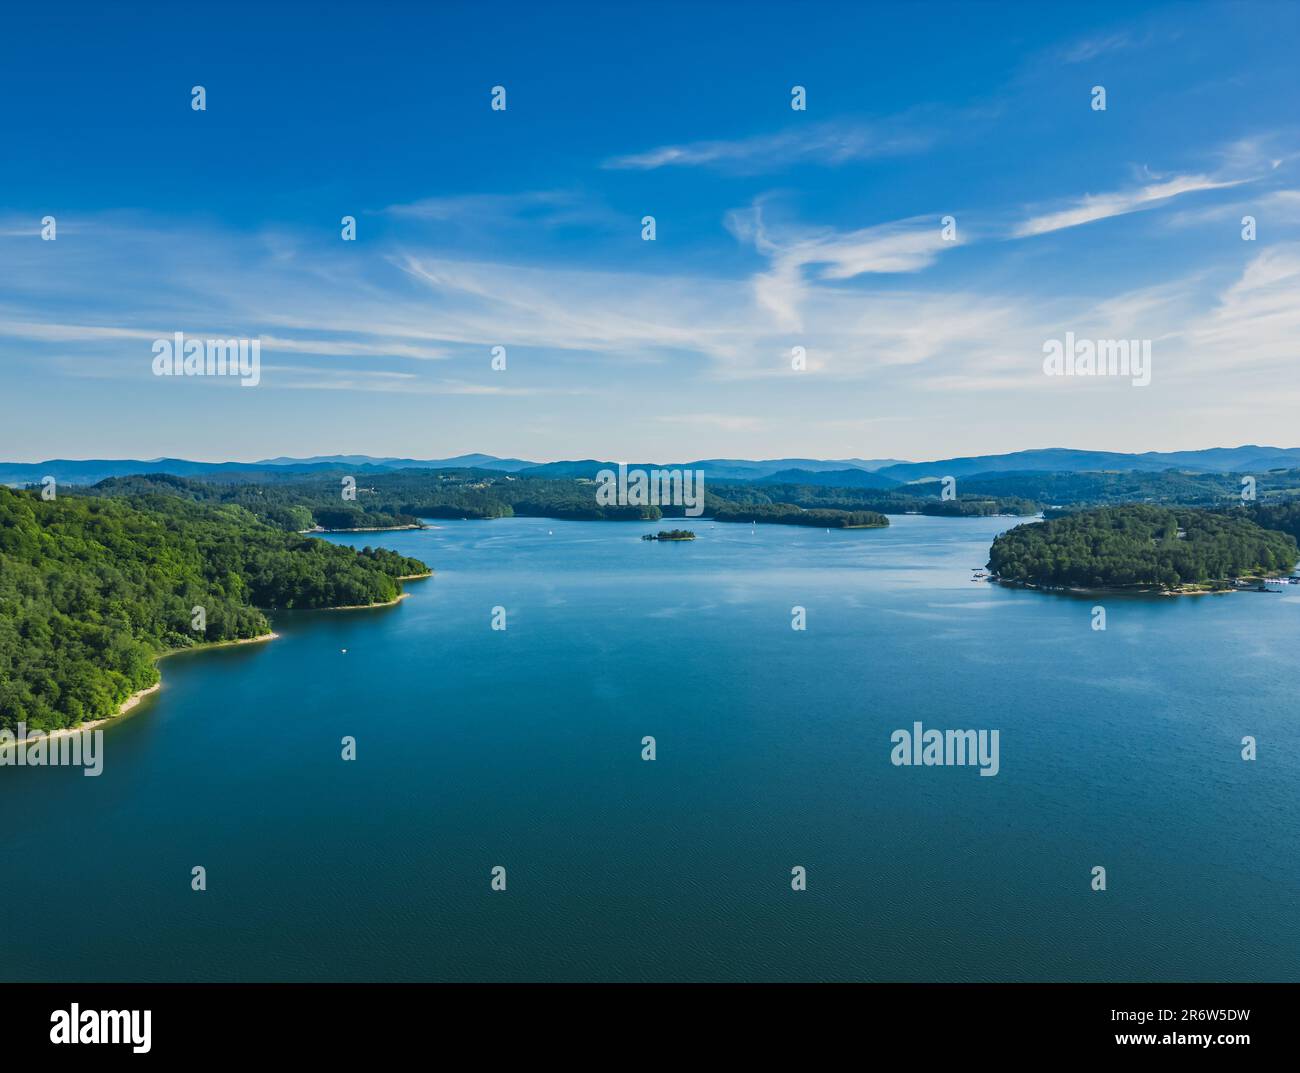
[2,515,1297,981]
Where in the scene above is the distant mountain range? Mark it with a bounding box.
[871,447,1300,482]
[4,446,1300,489]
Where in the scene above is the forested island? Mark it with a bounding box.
[986,505,1299,592]
[642,530,696,541]
[712,504,889,528]
[0,487,428,734]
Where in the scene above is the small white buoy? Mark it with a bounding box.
[341,648,347,654]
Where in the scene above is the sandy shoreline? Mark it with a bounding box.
[326,592,412,610]
[5,577,427,745]
[0,687,159,750]
[2,634,282,748]
[988,577,1254,597]
[117,681,162,715]
[326,572,431,608]
[156,631,280,662]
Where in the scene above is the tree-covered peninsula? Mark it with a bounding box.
[0,487,429,733]
[986,505,1298,591]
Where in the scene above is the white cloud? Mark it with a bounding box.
[727,202,960,329]
[1177,245,1300,376]
[378,190,618,235]
[1165,187,1300,229]
[1060,32,1134,63]
[1014,174,1250,237]
[603,119,933,173]
[3,210,1297,438]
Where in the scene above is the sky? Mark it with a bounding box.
[1,1,1298,464]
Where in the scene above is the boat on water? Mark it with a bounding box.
[1262,578,1287,593]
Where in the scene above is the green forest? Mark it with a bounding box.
[986,505,1299,590]
[0,487,428,733]
[81,470,1028,529]
[60,464,1300,530]
[709,480,1035,518]
[712,503,889,528]
[11,466,1300,730]
[1244,500,1300,542]
[85,471,659,526]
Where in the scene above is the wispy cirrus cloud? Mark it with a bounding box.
[379,190,616,231]
[1177,244,1300,378]
[1165,187,1300,229]
[602,118,934,173]
[1013,173,1251,237]
[3,206,1295,419]
[0,320,449,362]
[1059,31,1136,63]
[726,200,961,328]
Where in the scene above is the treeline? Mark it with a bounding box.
[712,504,889,528]
[716,480,1036,518]
[82,470,1024,529]
[0,488,428,732]
[84,472,656,526]
[964,468,1300,510]
[63,466,1300,528]
[987,505,1298,590]
[88,474,422,531]
[1245,500,1300,542]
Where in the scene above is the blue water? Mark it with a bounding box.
[2,515,1297,981]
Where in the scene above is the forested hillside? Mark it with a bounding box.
[89,474,423,531]
[82,469,1026,528]
[0,488,428,732]
[987,506,1298,590]
[1246,500,1300,542]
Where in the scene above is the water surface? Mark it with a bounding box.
[2,515,1297,981]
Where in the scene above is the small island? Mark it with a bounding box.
[643,529,696,541]
[986,505,1299,594]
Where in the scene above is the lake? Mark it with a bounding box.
[2,514,1297,981]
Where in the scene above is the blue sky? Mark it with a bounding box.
[1,1,1298,463]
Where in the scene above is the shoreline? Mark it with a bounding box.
[324,592,412,610]
[2,633,282,749]
[5,577,429,745]
[156,631,280,662]
[302,524,425,534]
[987,576,1252,597]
